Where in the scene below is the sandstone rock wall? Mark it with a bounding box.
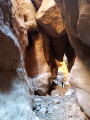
[25,30,53,95]
[0,0,38,119]
[11,0,75,95]
[0,0,20,71]
[11,0,59,95]
[12,0,37,57]
[68,57,90,117]
[36,0,66,37]
[55,0,90,117]
[1,0,90,118]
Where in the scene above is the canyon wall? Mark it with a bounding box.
[0,0,39,119]
[55,0,90,117]
[0,0,90,118]
[12,0,55,95]
[11,0,75,96]
[12,0,75,95]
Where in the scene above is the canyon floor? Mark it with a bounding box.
[31,94,88,120]
[30,72,89,120]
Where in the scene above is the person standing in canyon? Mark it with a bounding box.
[60,78,65,88]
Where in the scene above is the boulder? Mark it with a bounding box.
[50,89,60,96]
[12,0,37,31]
[32,73,52,95]
[36,0,65,37]
[50,34,75,72]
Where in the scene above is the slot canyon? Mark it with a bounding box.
[0,0,90,120]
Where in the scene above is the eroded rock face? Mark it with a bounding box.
[11,0,76,96]
[25,31,50,78]
[0,0,20,71]
[12,0,37,57]
[12,0,37,31]
[55,0,90,117]
[0,69,38,120]
[50,34,75,72]
[0,0,13,29]
[36,0,65,37]
[0,0,38,119]
[11,0,58,95]
[25,30,58,95]
[0,26,20,71]
[68,57,90,117]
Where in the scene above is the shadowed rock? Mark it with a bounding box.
[55,0,90,117]
[31,0,43,10]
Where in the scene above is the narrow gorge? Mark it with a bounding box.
[0,0,90,120]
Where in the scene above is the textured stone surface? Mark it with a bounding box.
[0,68,39,120]
[25,31,51,78]
[1,0,90,119]
[68,58,90,117]
[32,73,52,95]
[0,1,38,120]
[12,0,37,57]
[12,0,58,95]
[25,30,58,95]
[31,95,89,120]
[0,0,20,71]
[12,0,37,31]
[50,34,75,72]
[55,0,90,47]
[55,0,90,117]
[36,0,65,37]
[0,25,20,71]
[0,0,13,29]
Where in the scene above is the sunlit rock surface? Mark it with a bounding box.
[11,0,75,96]
[36,0,65,37]
[12,0,37,57]
[12,0,58,95]
[25,30,57,95]
[12,0,37,31]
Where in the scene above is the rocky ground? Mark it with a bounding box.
[29,71,89,120]
[30,94,89,120]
